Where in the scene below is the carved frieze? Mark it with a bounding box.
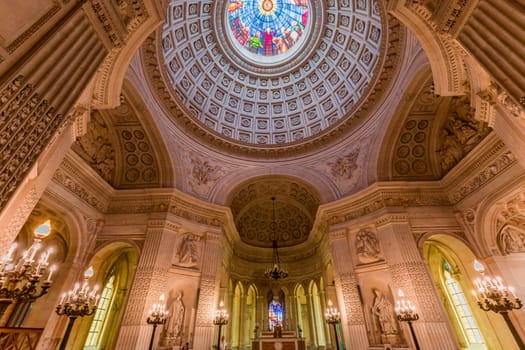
[450,151,516,203]
[326,190,449,225]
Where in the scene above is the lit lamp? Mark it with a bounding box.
[472,260,524,349]
[394,289,420,350]
[213,301,228,350]
[55,267,100,350]
[263,197,288,280]
[0,220,57,316]
[324,300,341,350]
[146,294,168,350]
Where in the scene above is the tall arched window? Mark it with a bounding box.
[84,275,116,349]
[441,260,486,349]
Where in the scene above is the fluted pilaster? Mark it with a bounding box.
[193,232,223,349]
[375,215,459,350]
[329,230,369,349]
[114,220,177,349]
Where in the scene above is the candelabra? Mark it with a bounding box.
[0,220,57,317]
[213,301,228,350]
[55,267,100,350]
[394,289,420,350]
[146,294,168,350]
[472,260,524,349]
[325,300,341,350]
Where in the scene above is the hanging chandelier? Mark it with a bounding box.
[264,197,288,280]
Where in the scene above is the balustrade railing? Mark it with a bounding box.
[0,327,43,350]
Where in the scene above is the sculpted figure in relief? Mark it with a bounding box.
[175,233,199,268]
[498,225,525,255]
[356,229,381,263]
[372,289,397,336]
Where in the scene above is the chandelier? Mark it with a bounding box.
[0,220,57,316]
[264,197,288,280]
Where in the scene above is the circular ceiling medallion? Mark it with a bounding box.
[227,0,310,61]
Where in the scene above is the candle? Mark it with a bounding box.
[47,265,56,282]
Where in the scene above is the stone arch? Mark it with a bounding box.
[71,241,139,350]
[90,1,166,109]
[422,233,509,349]
[387,1,468,97]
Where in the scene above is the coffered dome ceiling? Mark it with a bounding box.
[228,177,321,248]
[158,0,388,154]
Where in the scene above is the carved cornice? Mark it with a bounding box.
[107,191,227,228]
[53,156,112,212]
[322,185,450,226]
[374,214,409,227]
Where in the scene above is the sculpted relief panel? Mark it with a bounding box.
[173,232,201,268]
[74,111,116,182]
[494,190,525,255]
[355,229,383,265]
[438,95,490,173]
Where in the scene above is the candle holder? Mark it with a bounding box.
[55,267,100,350]
[325,300,341,350]
[0,220,57,317]
[213,301,228,350]
[146,294,168,350]
[472,260,524,348]
[395,289,420,350]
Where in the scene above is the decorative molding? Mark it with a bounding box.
[325,189,448,226]
[53,168,109,212]
[484,82,525,121]
[6,3,61,54]
[0,75,65,212]
[450,151,516,203]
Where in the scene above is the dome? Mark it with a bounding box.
[159,0,387,154]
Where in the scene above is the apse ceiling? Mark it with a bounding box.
[159,0,386,153]
[228,177,321,248]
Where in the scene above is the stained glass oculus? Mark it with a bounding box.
[227,0,309,57]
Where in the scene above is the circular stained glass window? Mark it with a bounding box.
[227,0,310,58]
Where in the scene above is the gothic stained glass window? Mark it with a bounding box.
[268,300,283,330]
[227,0,309,57]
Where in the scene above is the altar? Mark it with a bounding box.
[252,330,306,350]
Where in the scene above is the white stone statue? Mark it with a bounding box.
[166,292,185,337]
[372,289,397,335]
